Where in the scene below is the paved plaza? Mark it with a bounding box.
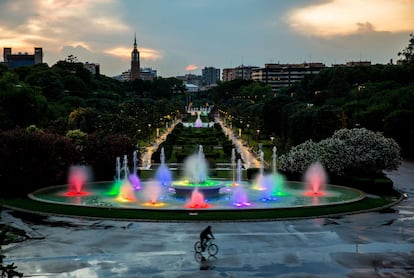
[1,161,413,277]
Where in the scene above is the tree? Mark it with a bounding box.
[398,33,414,64]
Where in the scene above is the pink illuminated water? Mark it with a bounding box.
[143,180,163,204]
[304,162,327,196]
[67,165,91,195]
[117,180,136,202]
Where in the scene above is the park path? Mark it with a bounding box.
[139,114,261,170]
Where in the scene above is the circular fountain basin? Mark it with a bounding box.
[29,180,365,211]
[171,180,224,198]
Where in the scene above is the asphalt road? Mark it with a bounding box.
[2,161,413,277]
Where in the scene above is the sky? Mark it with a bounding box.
[0,0,413,77]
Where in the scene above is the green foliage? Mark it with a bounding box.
[398,33,414,64]
[66,129,88,144]
[384,110,414,158]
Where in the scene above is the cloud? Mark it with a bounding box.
[287,0,414,37]
[185,64,199,71]
[104,47,163,60]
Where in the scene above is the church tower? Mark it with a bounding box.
[130,34,140,80]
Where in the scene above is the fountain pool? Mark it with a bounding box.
[30,180,364,210]
[28,147,365,217]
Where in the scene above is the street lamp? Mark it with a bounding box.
[246,124,250,145]
[148,123,152,144]
[356,85,365,127]
[256,129,261,150]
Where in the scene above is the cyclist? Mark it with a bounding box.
[200,225,214,252]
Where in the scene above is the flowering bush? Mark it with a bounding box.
[332,128,401,175]
[279,128,401,177]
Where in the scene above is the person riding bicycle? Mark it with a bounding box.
[200,225,214,252]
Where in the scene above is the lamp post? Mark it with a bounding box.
[356,85,365,127]
[147,123,152,144]
[246,124,250,145]
[239,120,244,139]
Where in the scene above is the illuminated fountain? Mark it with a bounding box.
[304,161,327,196]
[31,146,365,214]
[232,159,251,207]
[65,165,91,196]
[117,179,136,202]
[231,148,236,186]
[155,147,172,186]
[195,113,202,128]
[128,150,141,190]
[172,145,224,198]
[142,180,163,205]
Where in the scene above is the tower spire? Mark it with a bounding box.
[130,33,140,80]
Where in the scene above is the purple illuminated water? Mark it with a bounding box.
[155,147,172,186]
[195,114,202,128]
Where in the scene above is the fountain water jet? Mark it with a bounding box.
[128,150,141,189]
[116,180,136,202]
[173,145,223,198]
[143,180,163,205]
[232,159,251,207]
[231,148,236,186]
[183,145,208,184]
[186,189,210,208]
[195,113,202,128]
[66,165,91,196]
[155,147,172,186]
[304,161,327,196]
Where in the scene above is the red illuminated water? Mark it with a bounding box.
[185,188,211,208]
[62,191,90,197]
[67,165,91,195]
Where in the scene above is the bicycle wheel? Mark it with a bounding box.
[207,243,218,256]
[194,241,203,252]
[194,252,203,262]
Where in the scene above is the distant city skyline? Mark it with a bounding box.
[0,0,413,77]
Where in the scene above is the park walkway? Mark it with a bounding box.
[139,115,262,170]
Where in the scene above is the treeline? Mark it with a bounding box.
[205,63,414,158]
[0,60,186,141]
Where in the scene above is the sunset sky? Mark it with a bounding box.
[1,0,413,77]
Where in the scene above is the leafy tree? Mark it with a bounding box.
[25,69,64,100]
[398,33,414,64]
[384,110,414,158]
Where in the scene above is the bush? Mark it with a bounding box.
[279,128,402,178]
[0,128,80,196]
[0,128,134,196]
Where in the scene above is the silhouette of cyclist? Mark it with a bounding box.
[200,225,214,252]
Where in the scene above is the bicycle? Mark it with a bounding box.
[194,238,218,256]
